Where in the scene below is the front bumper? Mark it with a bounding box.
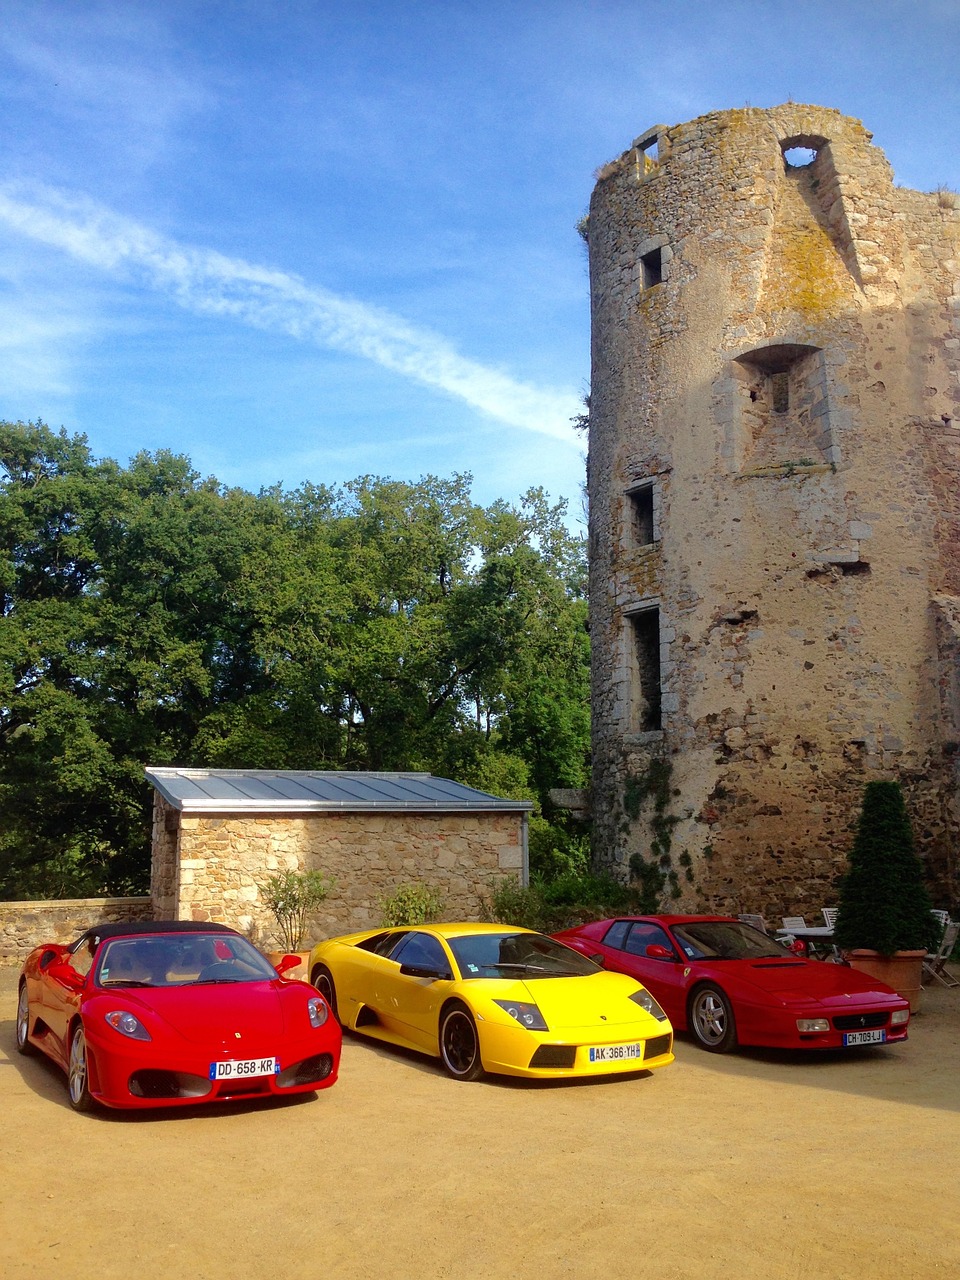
[478,1018,675,1079]
[83,1022,342,1109]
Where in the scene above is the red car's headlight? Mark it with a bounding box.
[307,997,329,1028]
[105,1010,151,1041]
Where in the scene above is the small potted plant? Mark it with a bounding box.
[833,780,941,1010]
[261,869,335,977]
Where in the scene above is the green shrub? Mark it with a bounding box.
[481,870,640,933]
[379,883,446,927]
[528,817,590,881]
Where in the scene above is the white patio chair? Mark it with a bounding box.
[922,919,959,988]
[781,916,807,931]
[738,913,769,934]
[822,907,838,929]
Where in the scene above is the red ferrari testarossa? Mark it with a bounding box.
[554,915,910,1053]
[16,920,341,1111]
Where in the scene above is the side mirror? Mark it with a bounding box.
[645,944,677,961]
[274,954,303,976]
[47,962,85,992]
[589,953,605,967]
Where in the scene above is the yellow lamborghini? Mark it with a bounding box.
[307,923,674,1081]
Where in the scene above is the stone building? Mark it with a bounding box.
[147,767,529,947]
[586,103,960,917]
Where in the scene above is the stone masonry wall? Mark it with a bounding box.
[588,104,960,919]
[155,808,526,950]
[0,897,154,966]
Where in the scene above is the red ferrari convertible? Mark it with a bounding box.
[554,915,910,1053]
[16,920,341,1110]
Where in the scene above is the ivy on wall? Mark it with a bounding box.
[621,757,691,904]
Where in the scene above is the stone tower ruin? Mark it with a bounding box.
[586,104,960,916]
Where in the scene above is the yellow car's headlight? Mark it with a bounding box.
[629,989,669,1021]
[493,1000,548,1031]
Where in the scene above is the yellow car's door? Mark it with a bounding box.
[375,932,455,1052]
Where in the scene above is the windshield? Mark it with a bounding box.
[448,932,600,979]
[671,921,796,961]
[96,933,279,987]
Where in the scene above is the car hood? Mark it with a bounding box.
[510,971,663,1030]
[724,960,902,1007]
[117,982,289,1043]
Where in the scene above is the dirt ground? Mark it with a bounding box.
[1,965,958,1280]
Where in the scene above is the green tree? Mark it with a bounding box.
[0,425,591,898]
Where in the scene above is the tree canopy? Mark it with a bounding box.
[0,420,590,898]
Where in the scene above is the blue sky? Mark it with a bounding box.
[1,1,959,527]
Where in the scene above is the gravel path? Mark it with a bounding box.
[2,964,958,1280]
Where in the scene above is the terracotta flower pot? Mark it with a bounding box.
[845,949,926,1013]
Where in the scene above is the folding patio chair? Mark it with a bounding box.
[738,913,769,934]
[922,919,959,988]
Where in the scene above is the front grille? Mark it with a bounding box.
[528,1045,577,1069]
[833,1012,889,1031]
[128,1069,211,1100]
[643,1033,673,1060]
[277,1053,335,1088]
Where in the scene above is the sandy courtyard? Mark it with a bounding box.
[1,964,958,1280]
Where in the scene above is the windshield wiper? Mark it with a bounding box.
[194,977,243,985]
[492,962,549,973]
[100,979,154,987]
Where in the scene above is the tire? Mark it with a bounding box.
[68,1024,95,1112]
[311,965,339,1022]
[16,983,35,1056]
[439,1003,484,1081]
[688,985,738,1053]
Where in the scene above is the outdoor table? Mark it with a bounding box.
[774,924,838,960]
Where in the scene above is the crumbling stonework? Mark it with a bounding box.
[587,104,960,918]
[151,791,525,949]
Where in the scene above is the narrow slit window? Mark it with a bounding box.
[631,609,662,731]
[771,371,789,413]
[629,485,655,545]
[641,247,663,289]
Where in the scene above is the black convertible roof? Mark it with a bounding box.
[75,920,237,949]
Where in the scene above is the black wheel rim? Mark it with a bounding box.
[442,1011,478,1076]
[315,972,336,1016]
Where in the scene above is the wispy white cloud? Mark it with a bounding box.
[0,183,582,443]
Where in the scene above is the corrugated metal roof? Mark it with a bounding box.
[145,768,532,814]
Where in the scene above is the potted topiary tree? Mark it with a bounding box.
[833,780,941,1011]
[261,869,335,978]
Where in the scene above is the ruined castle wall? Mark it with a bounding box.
[588,105,960,917]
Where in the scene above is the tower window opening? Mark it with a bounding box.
[771,371,790,413]
[783,146,817,168]
[628,484,655,546]
[641,247,663,289]
[630,608,662,732]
